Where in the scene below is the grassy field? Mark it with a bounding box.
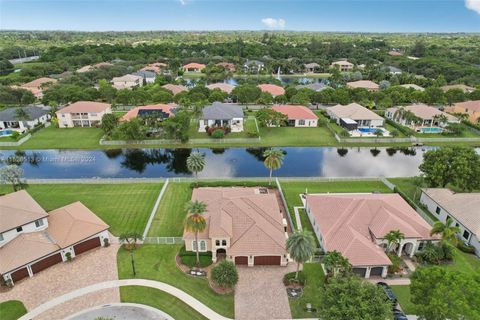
[259,126,337,146]
[0,183,161,235]
[289,263,325,319]
[117,245,234,318]
[0,300,27,320]
[120,286,207,320]
[391,285,415,314]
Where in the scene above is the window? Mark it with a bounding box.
[222,240,227,246]
[418,242,425,251]
[0,233,3,241]
[200,240,206,251]
[192,240,197,251]
[435,206,441,214]
[463,230,470,240]
[16,226,23,232]
[35,219,44,228]
[298,120,305,125]
[215,240,220,246]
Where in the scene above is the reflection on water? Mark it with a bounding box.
[0,147,443,179]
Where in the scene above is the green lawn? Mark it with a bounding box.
[120,286,207,320]
[0,300,27,320]
[147,182,193,237]
[391,285,416,314]
[117,245,234,318]
[0,183,161,235]
[259,126,337,146]
[289,263,325,319]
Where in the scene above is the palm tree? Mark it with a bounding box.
[430,220,460,245]
[286,230,316,279]
[384,230,405,253]
[186,151,205,186]
[184,200,207,267]
[263,148,284,185]
[119,232,144,276]
[323,250,351,281]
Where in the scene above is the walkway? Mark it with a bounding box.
[18,279,232,320]
[142,178,170,238]
[67,303,174,320]
[293,206,303,231]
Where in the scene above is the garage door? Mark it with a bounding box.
[353,267,367,277]
[11,267,29,282]
[31,253,63,274]
[254,256,281,265]
[74,237,101,255]
[235,256,248,265]
[370,267,384,277]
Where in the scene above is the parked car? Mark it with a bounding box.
[377,282,398,304]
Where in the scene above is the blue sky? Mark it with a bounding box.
[1,0,479,32]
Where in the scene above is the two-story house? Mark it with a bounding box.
[56,101,112,128]
[0,190,110,285]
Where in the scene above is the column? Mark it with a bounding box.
[27,265,33,277]
[365,267,371,279]
[381,266,388,278]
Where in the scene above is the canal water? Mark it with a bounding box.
[0,147,436,179]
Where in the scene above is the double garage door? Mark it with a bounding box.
[10,253,63,283]
[234,255,281,266]
[74,237,101,255]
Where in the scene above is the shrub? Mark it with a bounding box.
[457,242,476,254]
[339,130,350,138]
[10,131,20,140]
[65,252,72,262]
[211,129,225,139]
[283,271,306,286]
[387,252,402,274]
[178,246,212,267]
[211,260,239,288]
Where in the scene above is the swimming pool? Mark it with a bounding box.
[0,129,13,136]
[358,127,382,133]
[418,127,443,133]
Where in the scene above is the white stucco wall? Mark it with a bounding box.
[0,217,48,248]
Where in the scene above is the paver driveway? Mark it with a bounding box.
[235,264,296,320]
[0,243,120,320]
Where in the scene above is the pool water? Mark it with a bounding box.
[0,129,13,136]
[419,127,443,133]
[358,127,381,133]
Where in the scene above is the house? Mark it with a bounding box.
[140,62,167,74]
[183,187,289,266]
[295,83,329,92]
[121,104,177,121]
[56,101,112,128]
[216,62,236,72]
[162,84,188,96]
[0,105,51,133]
[132,70,157,84]
[399,84,425,91]
[272,105,318,127]
[243,60,265,73]
[111,74,143,90]
[17,77,57,98]
[206,83,235,94]
[0,190,109,285]
[257,84,285,97]
[445,100,480,123]
[304,193,438,278]
[385,104,459,129]
[387,66,402,75]
[441,84,476,94]
[420,189,480,257]
[304,63,320,73]
[327,103,385,128]
[330,60,354,72]
[92,62,113,68]
[76,62,112,73]
[388,50,403,56]
[346,80,380,91]
[182,63,206,73]
[199,102,244,132]
[76,65,93,73]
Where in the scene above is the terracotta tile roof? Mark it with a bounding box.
[0,232,59,274]
[272,105,318,120]
[57,101,111,114]
[331,60,354,67]
[120,103,177,121]
[76,65,93,73]
[399,84,425,91]
[162,84,188,95]
[183,187,286,256]
[346,80,379,90]
[21,77,57,88]
[306,193,437,267]
[257,84,285,96]
[452,100,480,113]
[387,104,458,122]
[328,103,384,121]
[206,83,235,94]
[183,63,206,70]
[92,62,113,68]
[47,201,109,248]
[422,188,480,236]
[0,190,48,233]
[441,84,475,93]
[112,74,143,83]
[388,51,403,56]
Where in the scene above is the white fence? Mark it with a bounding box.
[143,237,184,245]
[26,178,167,184]
[0,134,31,147]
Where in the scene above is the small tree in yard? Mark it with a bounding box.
[430,220,460,245]
[286,230,316,279]
[0,165,25,191]
[211,260,239,289]
[186,151,205,186]
[101,113,118,135]
[323,250,352,282]
[184,200,207,268]
[263,148,285,185]
[119,232,143,277]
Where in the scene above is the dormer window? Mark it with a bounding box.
[16,226,23,232]
[35,219,44,228]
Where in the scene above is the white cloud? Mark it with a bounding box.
[178,0,187,5]
[261,18,286,30]
[465,0,480,14]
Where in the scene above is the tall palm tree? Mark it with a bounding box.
[263,148,284,185]
[119,231,144,276]
[184,200,207,267]
[430,220,460,245]
[186,151,205,186]
[323,250,351,281]
[384,230,405,253]
[286,230,316,279]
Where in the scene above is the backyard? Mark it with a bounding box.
[117,244,234,318]
[0,183,162,235]
[188,117,259,140]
